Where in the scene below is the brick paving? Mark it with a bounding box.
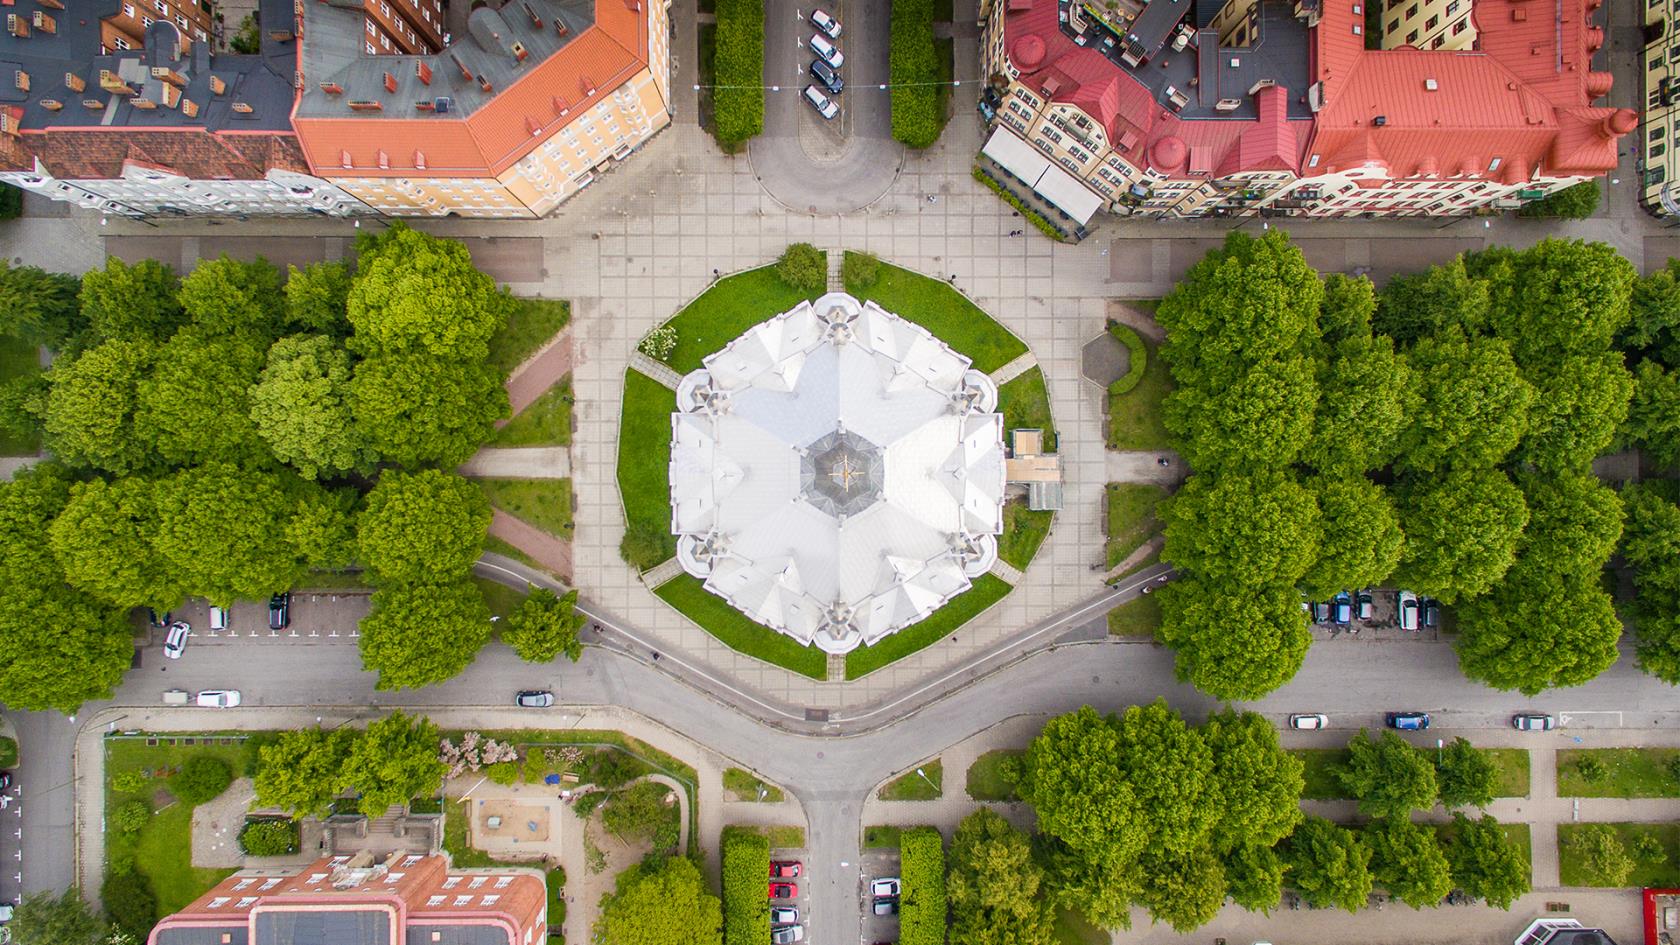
[487,508,573,582]
[503,327,573,418]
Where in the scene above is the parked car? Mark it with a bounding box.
[772,927,805,945]
[1331,591,1352,625]
[1513,713,1555,731]
[268,592,290,630]
[196,689,242,708]
[1309,601,1330,623]
[1385,711,1430,731]
[802,85,838,119]
[1397,590,1420,631]
[1289,713,1327,730]
[1422,598,1441,628]
[770,861,803,878]
[516,690,555,708]
[810,7,841,37]
[1355,590,1373,621]
[810,33,844,68]
[0,773,12,791]
[809,58,843,94]
[872,897,899,916]
[870,878,901,898]
[769,883,798,899]
[163,620,190,660]
[770,907,799,924]
[162,689,191,705]
[209,605,228,631]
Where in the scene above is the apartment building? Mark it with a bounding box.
[147,852,547,945]
[979,0,1633,228]
[1642,0,1680,215]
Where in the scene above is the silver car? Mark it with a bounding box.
[810,33,844,69]
[196,689,242,708]
[163,621,190,660]
[516,690,555,708]
[1288,713,1328,730]
[802,85,839,120]
[810,8,841,37]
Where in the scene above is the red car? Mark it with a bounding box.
[770,861,803,878]
[769,882,798,899]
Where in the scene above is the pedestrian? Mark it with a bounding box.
[652,651,661,661]
[948,274,956,283]
[712,267,720,281]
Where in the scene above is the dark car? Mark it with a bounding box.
[1513,713,1554,731]
[1386,712,1431,731]
[147,608,172,628]
[809,58,843,95]
[0,772,13,791]
[1422,598,1441,628]
[268,592,290,630]
[769,883,797,899]
[1331,591,1352,625]
[1309,601,1330,623]
[871,897,899,916]
[770,861,803,878]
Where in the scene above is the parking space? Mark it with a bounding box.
[769,845,810,941]
[154,593,371,647]
[860,849,900,944]
[1305,587,1442,640]
[0,771,19,908]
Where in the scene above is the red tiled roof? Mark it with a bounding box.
[0,127,306,179]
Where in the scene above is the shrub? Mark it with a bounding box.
[638,325,677,361]
[111,770,148,794]
[238,819,299,856]
[1106,322,1148,396]
[620,521,674,571]
[712,0,765,148]
[102,870,158,940]
[170,756,233,805]
[522,750,550,784]
[889,0,942,147]
[1666,754,1680,784]
[1636,833,1668,864]
[111,800,150,833]
[587,749,646,790]
[602,781,674,843]
[1576,755,1607,783]
[722,827,771,945]
[546,868,568,930]
[775,244,826,295]
[843,252,882,293]
[1568,824,1634,886]
[485,761,519,786]
[899,827,947,945]
[1517,179,1600,219]
[972,167,1068,241]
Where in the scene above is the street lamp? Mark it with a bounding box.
[915,767,938,794]
[756,785,768,802]
[1437,738,1444,763]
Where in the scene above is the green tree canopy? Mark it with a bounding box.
[339,710,447,816]
[503,586,585,662]
[1624,360,1680,468]
[249,334,372,479]
[78,257,183,343]
[1337,729,1438,819]
[594,856,723,945]
[1373,256,1488,345]
[284,260,353,336]
[1203,709,1304,851]
[0,262,84,351]
[357,469,490,585]
[358,581,491,690]
[177,255,286,341]
[0,580,133,712]
[1364,816,1453,909]
[1435,737,1497,810]
[1625,261,1680,368]
[1485,238,1634,366]
[0,462,70,579]
[48,476,181,610]
[287,485,358,573]
[153,463,310,603]
[1300,475,1405,600]
[1158,577,1311,700]
[350,352,507,468]
[1282,816,1373,912]
[1396,329,1534,473]
[1163,472,1320,586]
[947,809,1057,945]
[1393,468,1529,603]
[134,328,267,467]
[1516,471,1623,576]
[1303,335,1412,475]
[1443,813,1531,908]
[1222,842,1285,914]
[1115,700,1216,857]
[1622,485,1680,683]
[1454,562,1622,695]
[347,224,513,361]
[43,338,153,475]
[12,889,106,945]
[1564,824,1635,887]
[1163,355,1318,472]
[1516,352,1632,473]
[252,727,356,819]
[1012,706,1145,861]
[1318,272,1376,346]
[1135,848,1225,932]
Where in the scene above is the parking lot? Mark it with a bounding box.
[1305,587,1444,640]
[153,592,372,646]
[860,849,900,944]
[769,842,811,942]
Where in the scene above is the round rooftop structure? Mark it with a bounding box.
[1012,34,1047,70]
[1151,135,1188,172]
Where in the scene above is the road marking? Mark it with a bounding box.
[1558,711,1623,727]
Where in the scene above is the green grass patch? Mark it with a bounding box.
[1106,331,1173,451]
[490,298,571,378]
[0,333,41,455]
[474,576,528,621]
[1105,593,1161,637]
[997,367,1057,451]
[965,749,1022,801]
[722,767,783,802]
[0,736,17,768]
[1105,483,1166,569]
[1487,748,1531,799]
[616,370,678,569]
[479,478,574,539]
[654,574,826,680]
[493,376,573,447]
[1052,908,1109,945]
[844,574,1011,679]
[1557,748,1680,797]
[848,259,1028,373]
[1292,748,1351,800]
[1558,822,1680,887]
[659,266,822,373]
[864,825,902,848]
[878,760,943,801]
[481,536,552,576]
[998,499,1053,571]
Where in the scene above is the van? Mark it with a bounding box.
[1397,591,1419,631]
[209,605,228,631]
[162,689,190,705]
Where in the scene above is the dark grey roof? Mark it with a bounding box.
[801,429,884,518]
[406,924,515,945]
[254,908,390,945]
[156,927,250,945]
[1544,931,1619,945]
[0,0,296,131]
[294,0,595,120]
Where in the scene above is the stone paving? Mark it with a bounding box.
[487,509,574,582]
[460,447,572,480]
[503,327,573,417]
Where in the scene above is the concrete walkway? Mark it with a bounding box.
[460,447,572,480]
[988,352,1039,386]
[504,327,574,418]
[1106,450,1188,486]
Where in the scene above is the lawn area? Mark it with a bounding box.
[1106,593,1161,637]
[1105,483,1167,569]
[1487,748,1532,798]
[654,574,827,680]
[847,257,1028,373]
[616,370,678,569]
[732,823,806,848]
[492,377,573,447]
[482,535,551,576]
[863,825,902,848]
[878,760,943,801]
[0,334,40,455]
[658,265,823,373]
[489,298,571,377]
[965,749,1022,801]
[998,367,1058,451]
[1558,823,1680,887]
[1106,332,1173,451]
[1293,745,1530,800]
[998,499,1053,571]
[0,736,17,767]
[474,576,528,621]
[844,574,1011,679]
[1557,748,1680,797]
[722,767,783,802]
[479,478,574,539]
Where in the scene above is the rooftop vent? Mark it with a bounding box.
[340,149,352,168]
[434,96,453,112]
[382,72,397,93]
[267,28,294,41]
[511,40,528,61]
[416,60,432,85]
[414,149,426,169]
[377,149,389,168]
[522,2,542,27]
[476,74,492,92]
[30,11,54,33]
[1424,77,1438,90]
[320,81,344,94]
[1373,114,1387,125]
[64,72,84,92]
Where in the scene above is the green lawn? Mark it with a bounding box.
[0,736,17,767]
[1106,332,1173,451]
[493,377,573,447]
[722,767,783,802]
[616,370,678,569]
[474,576,529,621]
[998,499,1053,571]
[1106,593,1162,637]
[1487,748,1532,799]
[847,257,1028,373]
[654,574,826,679]
[0,334,41,455]
[878,760,943,801]
[1558,823,1680,887]
[863,825,902,848]
[479,478,574,539]
[482,536,551,576]
[1292,746,1531,800]
[658,266,824,373]
[844,574,1011,679]
[1557,748,1680,797]
[489,298,571,377]
[998,367,1058,451]
[1105,483,1167,569]
[966,749,1022,801]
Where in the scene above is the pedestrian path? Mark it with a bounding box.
[1105,450,1187,486]
[488,508,573,580]
[503,327,573,418]
[987,558,1023,584]
[460,447,572,480]
[629,354,681,389]
[641,557,683,588]
[987,352,1038,386]
[826,248,844,292]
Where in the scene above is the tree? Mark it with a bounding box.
[1393,468,1529,603]
[1517,179,1601,220]
[1517,352,1632,472]
[1626,262,1680,368]
[1282,816,1372,912]
[238,820,299,856]
[102,870,158,940]
[252,727,356,818]
[1516,472,1624,576]
[0,261,84,350]
[1162,472,1320,586]
[111,800,150,833]
[358,581,492,690]
[286,485,359,573]
[1374,256,1489,345]
[947,809,1057,945]
[774,244,826,294]
[1363,817,1453,908]
[357,469,491,585]
[134,329,267,467]
[347,224,513,361]
[1300,476,1404,600]
[1622,486,1680,682]
[1337,729,1438,818]
[1158,577,1311,700]
[1303,335,1411,475]
[248,334,371,479]
[1115,700,1216,857]
[1011,706,1145,863]
[1163,355,1318,472]
[1566,824,1635,887]
[1626,360,1680,468]
[1395,329,1534,473]
[1454,562,1623,694]
[503,586,585,662]
[78,257,183,343]
[594,856,723,945]
[1435,737,1497,809]
[0,462,71,578]
[1203,709,1304,851]
[600,781,675,844]
[1486,238,1634,366]
[0,581,134,712]
[1318,272,1375,346]
[43,338,154,474]
[284,261,353,335]
[350,352,507,468]
[1443,813,1530,908]
[339,711,448,816]
[153,463,309,603]
[13,889,106,945]
[177,255,286,341]
[49,476,182,610]
[1135,847,1225,932]
[170,755,233,805]
[1223,842,1285,913]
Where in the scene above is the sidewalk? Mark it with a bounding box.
[461,447,572,480]
[503,328,573,419]
[488,509,574,581]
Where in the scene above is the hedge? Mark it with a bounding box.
[722,826,771,945]
[239,819,300,856]
[972,167,1067,241]
[899,827,947,945]
[1107,322,1147,396]
[890,0,942,148]
[713,0,764,149]
[1517,179,1600,219]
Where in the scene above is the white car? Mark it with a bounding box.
[803,85,839,120]
[196,690,242,708]
[810,33,844,69]
[869,878,900,897]
[810,8,841,37]
[771,927,804,945]
[209,605,228,631]
[770,907,799,924]
[1288,713,1328,730]
[163,621,190,660]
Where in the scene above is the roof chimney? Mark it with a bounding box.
[64,72,84,92]
[340,149,352,168]
[377,149,389,168]
[413,149,426,169]
[416,60,432,85]
[320,81,344,94]
[209,75,226,94]
[382,72,397,93]
[29,11,54,33]
[6,14,29,37]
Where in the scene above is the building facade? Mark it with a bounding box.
[1643,0,1680,215]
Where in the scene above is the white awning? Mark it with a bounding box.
[1033,164,1104,225]
[981,128,1103,226]
[982,127,1052,185]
